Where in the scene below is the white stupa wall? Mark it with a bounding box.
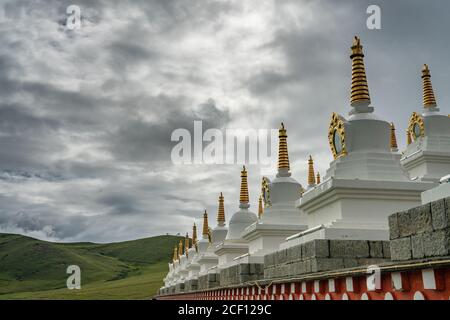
[198,225,228,275]
[215,241,249,268]
[225,208,257,241]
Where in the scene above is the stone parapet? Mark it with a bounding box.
[389,197,450,261]
[198,274,220,290]
[264,239,390,279]
[184,279,198,292]
[175,282,185,293]
[219,263,264,286]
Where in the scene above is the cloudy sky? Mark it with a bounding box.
[0,0,449,243]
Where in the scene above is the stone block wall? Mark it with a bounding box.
[264,239,390,279]
[185,279,198,292]
[389,197,450,261]
[198,273,220,290]
[219,263,264,287]
[174,283,183,293]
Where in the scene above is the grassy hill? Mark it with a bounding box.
[0,233,182,299]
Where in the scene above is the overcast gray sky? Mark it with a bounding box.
[0,0,449,243]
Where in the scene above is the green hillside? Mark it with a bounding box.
[0,233,182,299]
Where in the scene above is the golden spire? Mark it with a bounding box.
[172,245,177,262]
[192,223,197,245]
[350,36,371,106]
[307,156,316,186]
[278,123,290,172]
[184,232,190,256]
[407,130,412,145]
[240,165,249,203]
[178,240,183,258]
[258,195,264,219]
[217,192,225,225]
[202,210,209,237]
[422,64,437,108]
[390,122,398,151]
[316,172,321,184]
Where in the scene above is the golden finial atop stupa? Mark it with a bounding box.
[407,130,412,145]
[178,240,183,258]
[240,165,249,204]
[217,192,225,226]
[278,122,290,172]
[350,36,371,106]
[172,245,177,262]
[390,122,398,151]
[422,64,437,108]
[184,232,190,256]
[192,223,197,245]
[202,210,209,237]
[316,172,321,184]
[307,156,316,187]
[258,195,264,219]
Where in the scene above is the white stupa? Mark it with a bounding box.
[400,64,450,182]
[171,241,184,286]
[211,193,228,243]
[282,36,433,247]
[214,166,258,269]
[162,247,178,289]
[163,222,198,291]
[237,123,308,263]
[197,193,228,276]
[186,223,198,264]
[185,212,210,282]
[175,234,191,284]
[180,223,198,281]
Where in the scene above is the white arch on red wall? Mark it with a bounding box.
[361,293,369,300]
[384,292,394,300]
[342,293,349,300]
[414,291,425,300]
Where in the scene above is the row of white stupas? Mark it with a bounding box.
[162,36,450,290]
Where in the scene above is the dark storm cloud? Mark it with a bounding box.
[0,103,62,169]
[0,193,90,240]
[18,81,120,129]
[97,192,141,215]
[0,0,449,242]
[106,40,159,74]
[0,54,22,79]
[106,97,230,163]
[0,103,59,135]
[162,194,194,204]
